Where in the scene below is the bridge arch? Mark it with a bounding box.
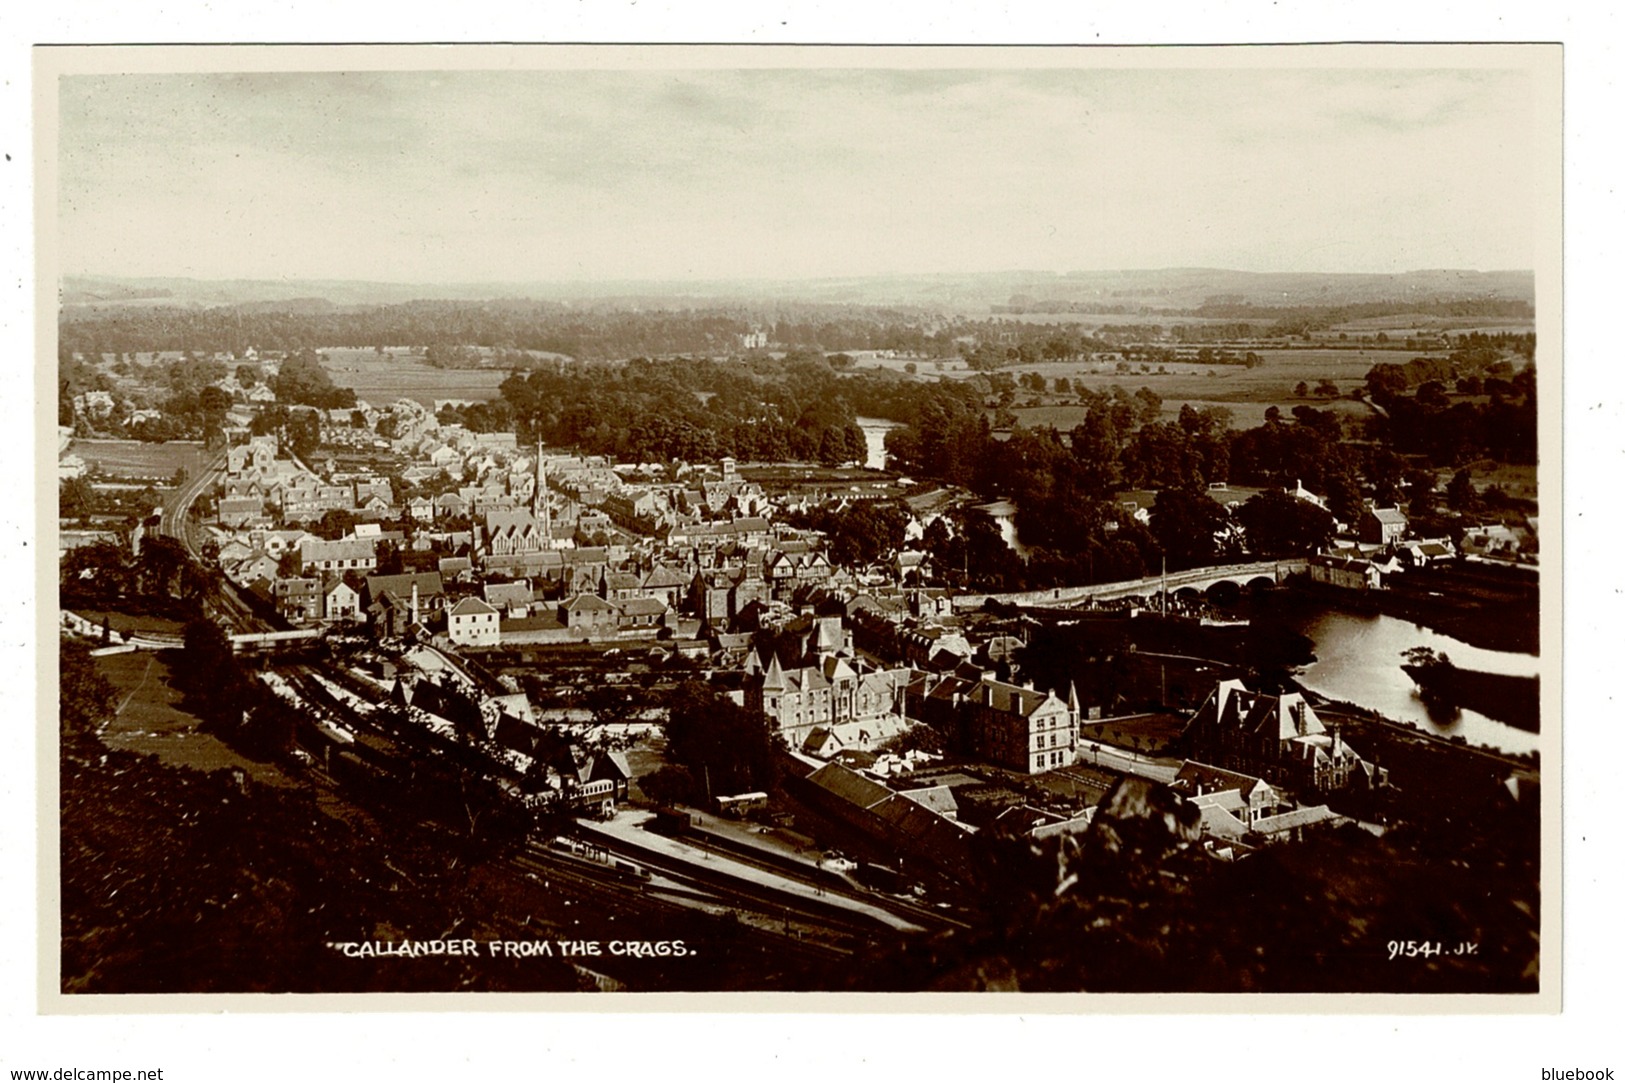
[1247,575,1276,593]
[1205,579,1242,606]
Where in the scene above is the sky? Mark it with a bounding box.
[52,54,1549,284]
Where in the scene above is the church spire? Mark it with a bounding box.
[536,440,553,545]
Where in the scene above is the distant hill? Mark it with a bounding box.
[60,268,1534,315]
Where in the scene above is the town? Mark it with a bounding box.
[57,294,1542,994]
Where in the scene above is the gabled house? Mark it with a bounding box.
[447,596,501,647]
[1358,506,1409,546]
[234,550,281,586]
[960,677,1081,774]
[639,565,690,608]
[300,537,377,575]
[1169,761,1283,827]
[273,576,323,621]
[323,576,361,623]
[560,592,618,631]
[363,571,446,618]
[1308,553,1383,591]
[1184,679,1387,796]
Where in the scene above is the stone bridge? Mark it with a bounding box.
[952,559,1308,612]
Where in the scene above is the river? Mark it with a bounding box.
[855,416,899,471]
[1280,605,1542,756]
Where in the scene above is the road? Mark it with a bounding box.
[1073,742,1182,784]
[155,447,280,633]
[158,447,226,561]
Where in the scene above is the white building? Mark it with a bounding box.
[447,596,501,648]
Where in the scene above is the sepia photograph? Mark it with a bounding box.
[37,42,1561,1008]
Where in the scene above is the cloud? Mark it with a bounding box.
[54,62,1544,282]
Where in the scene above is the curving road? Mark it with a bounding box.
[155,447,279,633]
[158,447,226,561]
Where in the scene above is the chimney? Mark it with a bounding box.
[411,581,420,626]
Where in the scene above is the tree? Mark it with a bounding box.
[1294,381,1310,398]
[60,477,97,521]
[1447,469,1482,514]
[1405,468,1439,519]
[179,617,256,731]
[1236,491,1336,558]
[272,351,356,409]
[197,385,233,422]
[662,682,780,798]
[374,540,405,576]
[1148,487,1231,570]
[317,508,358,541]
[60,639,118,738]
[823,500,911,567]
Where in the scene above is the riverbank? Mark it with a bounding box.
[1285,561,1539,655]
[1312,697,1537,781]
[1401,663,1540,734]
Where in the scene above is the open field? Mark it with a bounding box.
[69,609,188,638]
[320,347,513,406]
[93,650,291,786]
[986,311,1238,326]
[1324,314,1534,334]
[849,354,970,377]
[1455,461,1539,502]
[66,439,210,479]
[992,347,1429,429]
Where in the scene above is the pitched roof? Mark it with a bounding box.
[450,596,498,617]
[561,593,617,612]
[365,571,445,600]
[483,581,534,608]
[588,751,633,783]
[1251,805,1339,836]
[1174,760,1267,797]
[972,678,1059,718]
[642,566,689,589]
[899,784,958,817]
[807,762,892,810]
